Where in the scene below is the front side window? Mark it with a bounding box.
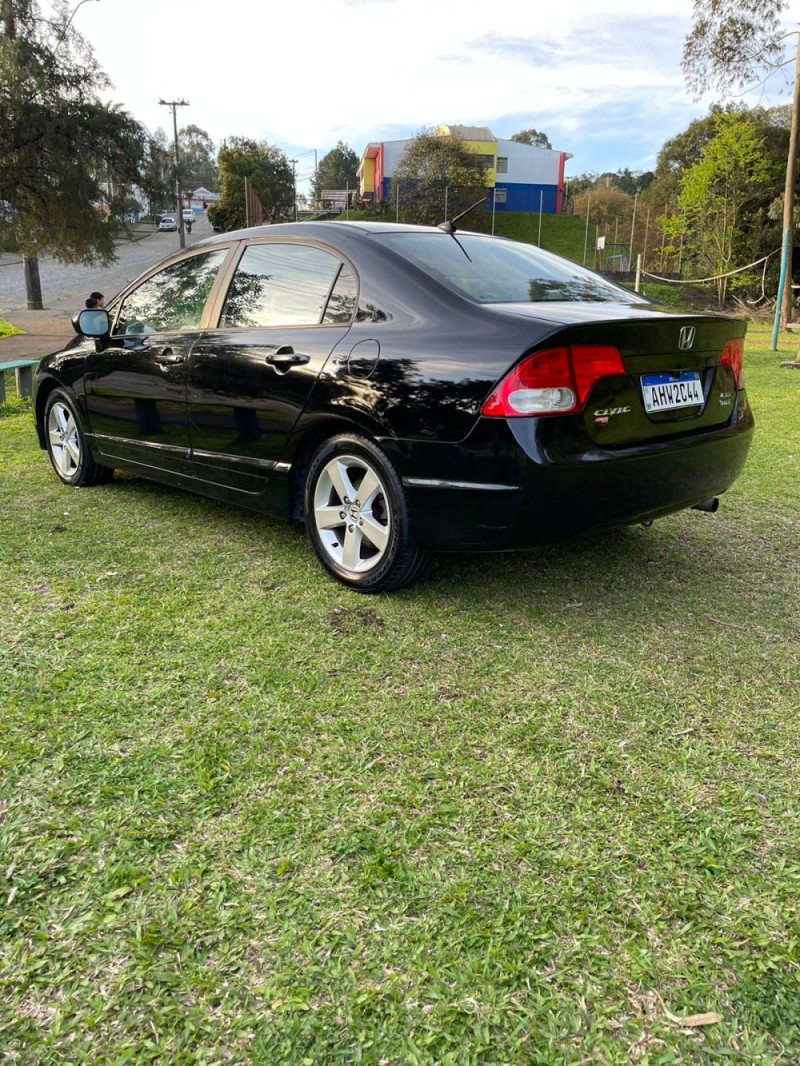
[221,243,345,328]
[115,249,228,335]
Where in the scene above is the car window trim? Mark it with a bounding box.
[206,236,360,331]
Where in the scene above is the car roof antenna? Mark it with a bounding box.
[437,195,490,234]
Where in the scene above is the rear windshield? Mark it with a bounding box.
[378,231,645,304]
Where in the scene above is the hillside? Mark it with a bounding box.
[343,208,588,263]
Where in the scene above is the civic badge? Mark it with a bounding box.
[678,326,696,351]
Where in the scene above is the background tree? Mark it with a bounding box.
[573,186,635,229]
[662,111,771,304]
[391,130,489,226]
[137,132,173,214]
[683,0,788,95]
[311,141,358,203]
[611,168,654,196]
[682,0,797,325]
[178,124,217,191]
[564,172,598,203]
[208,137,293,232]
[510,128,552,149]
[0,0,151,304]
[643,108,727,211]
[642,104,786,289]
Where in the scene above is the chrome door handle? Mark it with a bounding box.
[153,348,185,365]
[264,347,310,368]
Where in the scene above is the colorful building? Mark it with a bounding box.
[357,125,572,214]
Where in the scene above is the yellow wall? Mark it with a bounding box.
[358,157,375,196]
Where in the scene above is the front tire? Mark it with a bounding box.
[44,390,113,487]
[304,434,429,593]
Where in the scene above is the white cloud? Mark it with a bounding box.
[49,0,800,189]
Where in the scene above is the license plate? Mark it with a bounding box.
[641,372,703,414]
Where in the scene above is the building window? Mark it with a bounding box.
[496,157,508,174]
[494,188,507,204]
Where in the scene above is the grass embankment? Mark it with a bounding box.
[1,327,799,1064]
[345,209,588,264]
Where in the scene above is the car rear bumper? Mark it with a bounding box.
[392,395,755,551]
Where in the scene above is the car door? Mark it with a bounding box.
[187,241,357,492]
[84,248,230,475]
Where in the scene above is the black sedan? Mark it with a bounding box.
[33,221,754,592]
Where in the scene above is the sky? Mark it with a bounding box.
[61,0,800,196]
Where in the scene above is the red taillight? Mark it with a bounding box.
[721,338,745,389]
[482,345,626,418]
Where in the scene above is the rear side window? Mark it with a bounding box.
[114,249,228,335]
[222,243,345,328]
[379,232,645,304]
[323,264,358,324]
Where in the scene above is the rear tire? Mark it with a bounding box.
[44,390,113,487]
[304,434,429,593]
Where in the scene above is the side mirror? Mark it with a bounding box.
[72,308,111,337]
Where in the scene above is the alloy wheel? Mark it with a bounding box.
[47,401,81,479]
[312,453,392,575]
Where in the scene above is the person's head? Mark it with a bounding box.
[89,291,105,308]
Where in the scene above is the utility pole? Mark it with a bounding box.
[290,159,298,221]
[159,98,189,248]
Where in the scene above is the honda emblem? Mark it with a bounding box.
[678,326,696,350]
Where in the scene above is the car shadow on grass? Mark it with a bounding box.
[104,472,770,630]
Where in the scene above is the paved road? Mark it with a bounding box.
[0,214,214,314]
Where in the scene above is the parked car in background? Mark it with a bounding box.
[158,216,177,232]
[182,209,195,225]
[32,221,754,593]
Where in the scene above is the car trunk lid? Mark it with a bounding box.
[495,309,747,446]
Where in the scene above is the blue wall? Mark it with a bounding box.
[487,184,559,213]
[379,178,559,214]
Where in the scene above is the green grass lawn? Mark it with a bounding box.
[1,326,799,1064]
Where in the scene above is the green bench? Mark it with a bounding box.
[0,358,40,402]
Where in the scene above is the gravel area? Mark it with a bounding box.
[0,217,213,314]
